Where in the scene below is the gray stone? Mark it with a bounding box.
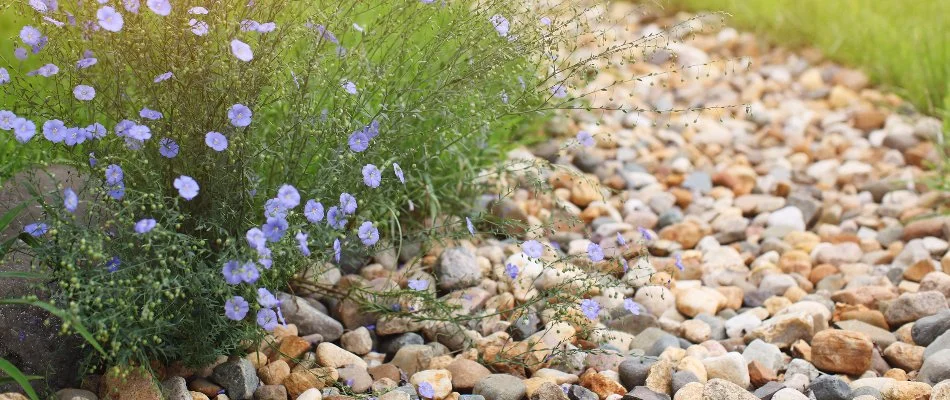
[919,349,950,385]
[743,290,772,309]
[609,314,659,336]
[742,339,784,372]
[695,313,727,340]
[473,374,526,400]
[912,309,950,346]
[785,359,819,381]
[701,379,758,400]
[656,209,684,230]
[925,328,950,359]
[338,365,372,393]
[753,381,785,400]
[629,328,677,354]
[849,387,882,400]
[254,385,287,400]
[507,311,540,341]
[574,151,604,174]
[211,358,260,400]
[671,371,699,394]
[834,320,896,349]
[619,358,656,389]
[787,193,821,228]
[278,293,344,342]
[566,385,598,400]
[161,376,190,400]
[682,172,712,194]
[462,396,487,400]
[646,335,681,357]
[379,332,425,357]
[807,375,849,400]
[436,247,482,291]
[621,386,670,400]
[884,291,948,331]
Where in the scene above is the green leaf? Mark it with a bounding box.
[0,299,106,356]
[0,197,33,232]
[0,357,41,400]
[0,271,46,279]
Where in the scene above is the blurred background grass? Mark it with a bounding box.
[666,0,950,119]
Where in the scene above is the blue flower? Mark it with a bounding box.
[365,120,380,139]
[115,120,135,137]
[362,164,381,188]
[105,164,124,185]
[123,0,140,13]
[140,108,163,120]
[340,193,357,214]
[0,68,9,85]
[63,188,78,212]
[13,118,36,143]
[358,221,379,246]
[173,175,199,200]
[333,238,341,262]
[408,279,428,291]
[0,111,14,130]
[540,17,552,25]
[240,20,260,32]
[257,308,278,331]
[42,119,67,143]
[73,85,95,101]
[246,227,266,251]
[577,131,594,147]
[580,299,600,320]
[34,64,59,77]
[264,198,288,219]
[154,71,173,83]
[393,163,405,184]
[14,48,28,61]
[105,256,121,272]
[135,218,156,234]
[342,80,357,94]
[205,131,228,152]
[63,127,87,147]
[189,19,209,36]
[638,227,653,241]
[505,263,519,279]
[29,0,48,12]
[20,26,42,46]
[262,216,288,242]
[127,124,151,141]
[76,58,98,69]
[107,182,125,200]
[623,298,641,315]
[24,222,48,237]
[621,258,628,273]
[617,232,626,246]
[231,39,254,62]
[257,22,276,33]
[417,382,435,399]
[587,243,604,262]
[96,6,123,32]
[304,200,324,223]
[228,104,252,127]
[489,15,509,37]
[277,184,300,209]
[326,206,346,230]
[146,0,171,16]
[551,84,567,98]
[674,254,684,271]
[85,123,106,139]
[222,260,259,285]
[521,240,543,258]
[347,130,369,152]
[224,296,249,321]
[311,24,339,44]
[466,217,475,237]
[296,231,311,256]
[158,138,179,158]
[257,288,279,308]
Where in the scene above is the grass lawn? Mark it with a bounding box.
[666,0,950,119]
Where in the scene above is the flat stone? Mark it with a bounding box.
[211,359,259,400]
[473,375,527,400]
[700,379,757,400]
[884,291,948,329]
[919,349,950,385]
[446,359,491,390]
[701,353,749,389]
[834,319,897,348]
[278,293,344,342]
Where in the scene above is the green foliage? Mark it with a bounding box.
[0,357,42,400]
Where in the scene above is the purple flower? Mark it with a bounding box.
[107,182,125,200]
[105,164,124,185]
[63,188,78,212]
[333,238,341,262]
[240,20,260,32]
[621,258,629,273]
[246,228,266,251]
[24,222,48,237]
[408,279,428,291]
[277,184,300,209]
[115,120,135,137]
[85,123,106,139]
[264,198,288,219]
[347,130,369,152]
[0,111,14,130]
[342,80,357,94]
[580,299,600,320]
[123,0,139,13]
[35,63,59,77]
[340,193,357,214]
[326,206,346,230]
[154,71,173,83]
[188,6,208,14]
[551,84,567,98]
[295,232,311,256]
[224,296,249,321]
[617,232,626,246]
[13,119,36,143]
[173,175,199,200]
[257,288,279,308]
[146,0,171,16]
[393,163,405,184]
[505,263,519,279]
[140,107,162,120]
[20,26,42,46]
[417,382,435,399]
[222,260,259,285]
[623,298,641,315]
[262,216,288,242]
[126,125,150,141]
[587,243,604,262]
[105,256,121,272]
[304,200,324,223]
[674,254,684,271]
[522,240,543,258]
[362,164,381,188]
[63,127,88,146]
[540,17,552,25]
[577,131,594,147]
[638,227,653,241]
[29,0,48,12]
[135,218,156,234]
[205,131,228,152]
[0,68,8,84]
[489,15,509,37]
[466,217,475,236]
[257,308,278,331]
[228,104,252,127]
[158,138,179,158]
[189,19,209,36]
[311,24,338,44]
[88,153,97,167]
[96,6,123,32]
[14,48,28,61]
[358,221,379,246]
[76,57,97,69]
[42,119,66,143]
[365,120,380,139]
[230,39,253,62]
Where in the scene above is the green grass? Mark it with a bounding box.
[666,0,950,118]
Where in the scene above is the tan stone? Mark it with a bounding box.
[676,356,707,382]
[779,250,812,276]
[275,335,312,363]
[881,381,932,400]
[283,368,337,399]
[578,369,626,399]
[812,330,873,375]
[445,358,491,390]
[246,352,269,370]
[645,359,674,395]
[882,342,925,372]
[410,370,453,400]
[258,360,291,385]
[904,259,937,282]
[660,222,704,249]
[747,360,775,388]
[100,367,161,400]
